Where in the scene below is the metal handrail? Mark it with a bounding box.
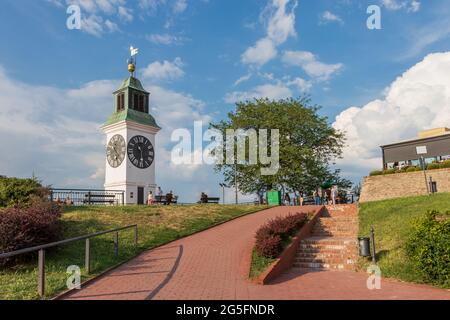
[0,224,138,298]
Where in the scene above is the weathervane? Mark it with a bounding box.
[128,46,139,76]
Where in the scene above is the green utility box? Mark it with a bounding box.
[267,190,281,206]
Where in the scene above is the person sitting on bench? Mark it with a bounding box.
[200,192,208,204]
[165,191,173,205]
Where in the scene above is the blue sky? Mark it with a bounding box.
[1,0,450,202]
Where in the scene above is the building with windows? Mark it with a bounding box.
[381,128,450,169]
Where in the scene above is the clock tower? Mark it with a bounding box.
[102,49,160,205]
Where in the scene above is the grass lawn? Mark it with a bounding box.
[358,192,450,288]
[249,249,276,280]
[0,204,266,300]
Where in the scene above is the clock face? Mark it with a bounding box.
[107,135,126,168]
[127,135,155,169]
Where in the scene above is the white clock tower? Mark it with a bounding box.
[102,49,160,205]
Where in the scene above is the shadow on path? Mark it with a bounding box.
[145,245,183,300]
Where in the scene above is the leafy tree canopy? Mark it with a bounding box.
[210,97,350,196]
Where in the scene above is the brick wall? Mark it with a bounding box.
[360,168,450,202]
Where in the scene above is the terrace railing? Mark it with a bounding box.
[0,224,138,298]
[50,188,125,206]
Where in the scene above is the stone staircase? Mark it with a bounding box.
[293,205,359,271]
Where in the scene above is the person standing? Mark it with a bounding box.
[147,191,154,206]
[314,189,321,205]
[331,185,338,205]
[284,193,291,206]
[299,192,304,206]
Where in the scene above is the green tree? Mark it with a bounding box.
[0,176,45,208]
[210,97,347,198]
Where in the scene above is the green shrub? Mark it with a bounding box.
[440,160,450,168]
[370,170,382,176]
[382,169,396,175]
[426,163,440,170]
[0,176,47,208]
[406,210,450,287]
[406,166,419,172]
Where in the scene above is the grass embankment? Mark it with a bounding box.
[0,204,266,300]
[359,193,450,287]
[249,249,276,279]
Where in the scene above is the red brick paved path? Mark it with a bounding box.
[63,206,450,300]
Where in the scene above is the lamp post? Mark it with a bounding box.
[219,183,227,205]
[416,146,429,194]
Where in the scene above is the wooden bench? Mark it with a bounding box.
[197,197,220,204]
[83,193,116,205]
[154,195,179,204]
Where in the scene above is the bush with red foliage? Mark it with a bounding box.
[255,212,308,259]
[0,200,62,266]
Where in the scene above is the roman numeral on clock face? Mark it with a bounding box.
[127,135,155,169]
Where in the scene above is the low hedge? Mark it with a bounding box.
[0,201,62,266]
[0,176,48,208]
[406,210,450,287]
[369,161,450,176]
[255,213,308,259]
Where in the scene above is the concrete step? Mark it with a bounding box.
[311,232,356,237]
[292,262,350,270]
[300,237,357,245]
[294,257,357,265]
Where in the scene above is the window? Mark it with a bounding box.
[134,94,139,111]
[139,95,144,112]
[117,93,125,112]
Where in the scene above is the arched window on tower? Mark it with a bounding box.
[117,93,125,112]
[134,93,139,111]
[139,95,144,112]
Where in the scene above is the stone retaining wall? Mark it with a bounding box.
[360,168,450,202]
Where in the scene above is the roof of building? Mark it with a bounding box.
[114,76,148,94]
[103,108,160,128]
[381,132,450,148]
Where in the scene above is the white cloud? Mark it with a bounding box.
[381,0,421,12]
[332,52,450,180]
[118,6,133,22]
[0,64,224,202]
[319,11,343,25]
[234,74,252,87]
[286,77,312,93]
[241,38,278,66]
[81,15,104,37]
[225,83,292,103]
[146,33,186,45]
[282,50,343,81]
[141,57,185,82]
[173,0,188,14]
[241,0,297,66]
[48,0,132,36]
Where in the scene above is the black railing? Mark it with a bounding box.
[0,225,138,298]
[50,189,125,206]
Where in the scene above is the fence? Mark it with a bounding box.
[50,188,125,206]
[0,225,138,298]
